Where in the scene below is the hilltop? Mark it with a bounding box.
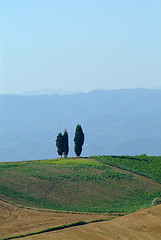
[1,156,161,213]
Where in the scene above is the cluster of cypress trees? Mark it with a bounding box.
[56,129,69,157]
[56,124,84,157]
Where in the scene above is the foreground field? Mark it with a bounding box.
[0,200,118,239]
[0,157,161,213]
[1,156,161,240]
[21,204,161,240]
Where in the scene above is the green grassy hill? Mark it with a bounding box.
[92,155,161,183]
[0,157,161,213]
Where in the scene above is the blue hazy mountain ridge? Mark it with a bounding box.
[20,89,82,96]
[0,89,161,161]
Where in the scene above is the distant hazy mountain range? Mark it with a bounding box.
[0,89,161,161]
[20,89,82,96]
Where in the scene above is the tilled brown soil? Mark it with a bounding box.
[1,200,161,240]
[0,200,118,239]
[22,204,161,240]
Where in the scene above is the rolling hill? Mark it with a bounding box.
[1,200,161,240]
[1,156,161,213]
[0,200,115,240]
[0,155,161,239]
[22,204,161,240]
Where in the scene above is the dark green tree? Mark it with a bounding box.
[63,129,69,157]
[56,133,64,156]
[74,124,84,157]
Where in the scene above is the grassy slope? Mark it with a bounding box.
[91,155,161,183]
[0,157,161,213]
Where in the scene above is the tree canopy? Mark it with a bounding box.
[74,124,84,157]
[63,129,69,156]
[56,130,69,157]
[56,133,64,156]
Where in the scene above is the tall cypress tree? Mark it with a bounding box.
[63,129,69,157]
[74,124,84,157]
[56,133,64,156]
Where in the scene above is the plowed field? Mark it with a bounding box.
[0,201,118,239]
[20,204,161,240]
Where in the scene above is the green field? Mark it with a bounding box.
[91,155,161,183]
[0,157,161,213]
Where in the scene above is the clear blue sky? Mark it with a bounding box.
[1,0,161,94]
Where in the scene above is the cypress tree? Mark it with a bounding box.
[74,124,84,157]
[63,129,69,157]
[56,133,64,156]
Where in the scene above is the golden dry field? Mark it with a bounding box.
[20,204,161,240]
[0,200,118,239]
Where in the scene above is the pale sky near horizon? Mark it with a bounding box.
[0,0,161,94]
